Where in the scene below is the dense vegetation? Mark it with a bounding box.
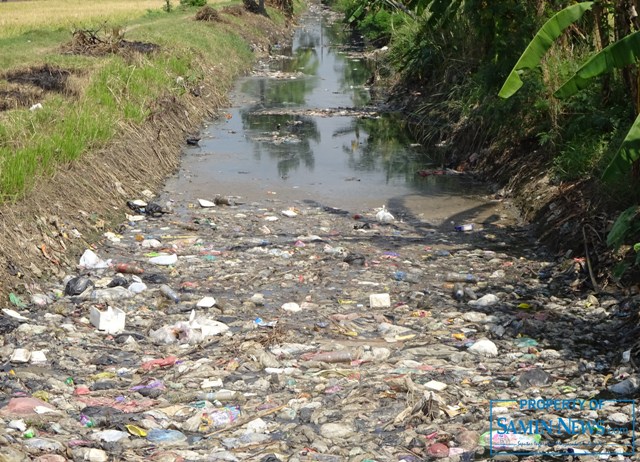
[328,0,640,280]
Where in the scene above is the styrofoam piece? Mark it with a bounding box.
[10,348,31,363]
[149,254,178,265]
[90,306,126,334]
[198,198,216,208]
[30,350,47,363]
[369,293,391,308]
[2,308,28,321]
[197,296,216,308]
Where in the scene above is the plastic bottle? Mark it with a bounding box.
[443,272,476,283]
[198,390,244,402]
[159,284,180,303]
[90,286,134,302]
[115,263,144,274]
[146,428,187,444]
[307,350,357,363]
[452,283,464,300]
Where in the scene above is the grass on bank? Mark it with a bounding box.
[0,1,286,202]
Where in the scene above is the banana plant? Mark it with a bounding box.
[498,2,594,99]
[346,0,463,25]
[498,0,640,182]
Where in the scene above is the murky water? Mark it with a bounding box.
[164,6,508,226]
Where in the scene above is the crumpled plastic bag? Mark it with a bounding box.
[375,205,394,224]
[79,249,112,269]
[150,310,229,344]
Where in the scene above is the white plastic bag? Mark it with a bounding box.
[79,249,112,269]
[375,205,394,224]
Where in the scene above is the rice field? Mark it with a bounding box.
[0,0,169,38]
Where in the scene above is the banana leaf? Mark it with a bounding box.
[602,112,640,181]
[498,2,594,99]
[606,205,640,248]
[426,0,463,27]
[554,31,640,98]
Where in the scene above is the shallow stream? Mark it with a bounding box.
[164,5,511,228]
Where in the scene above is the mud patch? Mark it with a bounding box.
[5,65,70,93]
[0,86,42,111]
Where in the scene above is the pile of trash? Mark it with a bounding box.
[0,193,637,461]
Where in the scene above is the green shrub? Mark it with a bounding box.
[180,0,207,7]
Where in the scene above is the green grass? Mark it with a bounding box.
[0,3,288,202]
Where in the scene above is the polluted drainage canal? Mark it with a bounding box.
[164,5,498,227]
[1,3,634,462]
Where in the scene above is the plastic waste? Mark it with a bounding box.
[23,438,64,451]
[608,375,640,395]
[149,253,178,265]
[198,198,216,208]
[146,428,188,444]
[455,223,474,232]
[90,286,134,303]
[375,205,394,223]
[143,273,169,284]
[514,337,538,348]
[208,406,241,428]
[107,275,129,288]
[10,348,31,363]
[197,296,216,308]
[150,310,229,344]
[159,284,180,303]
[478,431,541,450]
[469,293,499,307]
[145,202,166,216]
[303,350,358,363]
[127,199,147,214]
[64,276,93,296]
[199,390,243,402]
[453,283,464,300]
[90,306,126,334]
[128,282,147,294]
[115,263,144,274]
[369,293,391,308]
[79,249,111,269]
[442,272,477,283]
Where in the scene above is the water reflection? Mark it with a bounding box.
[240,111,319,178]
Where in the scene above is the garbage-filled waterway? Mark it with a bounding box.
[0,4,636,462]
[164,6,499,228]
